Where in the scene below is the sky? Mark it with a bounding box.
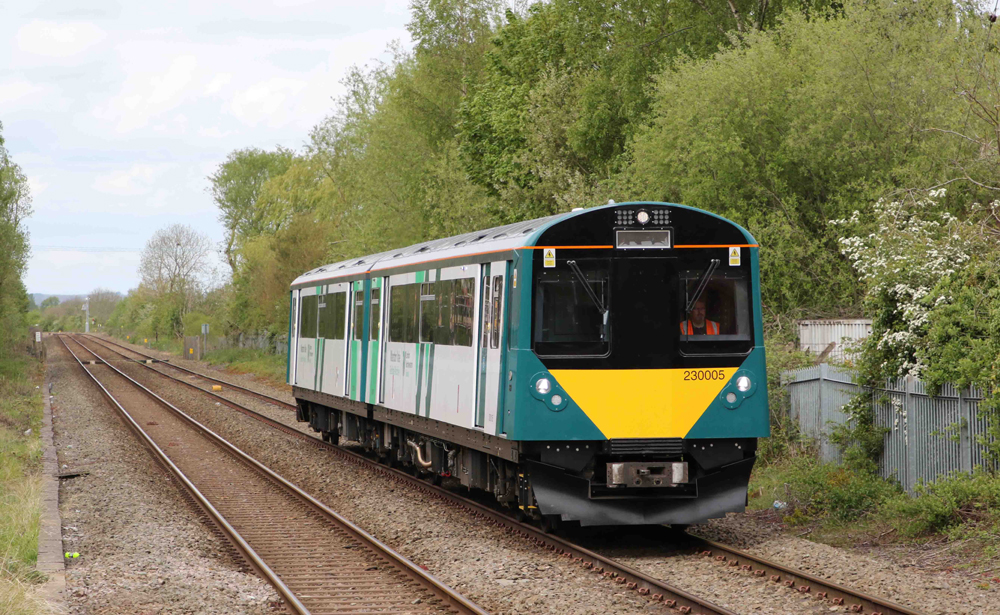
[1,0,412,296]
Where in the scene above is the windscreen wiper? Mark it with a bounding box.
[566,260,607,318]
[685,258,720,314]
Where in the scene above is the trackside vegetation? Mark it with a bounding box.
[93,0,1000,554]
[0,122,48,611]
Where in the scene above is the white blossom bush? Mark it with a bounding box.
[833,193,1000,465]
[831,190,973,380]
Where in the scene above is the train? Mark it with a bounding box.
[287,201,768,527]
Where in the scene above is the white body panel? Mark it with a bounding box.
[319,282,351,396]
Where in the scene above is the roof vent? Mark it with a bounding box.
[415,246,429,253]
[454,240,467,247]
[493,232,507,239]
[393,252,403,258]
[521,227,534,234]
[470,234,489,243]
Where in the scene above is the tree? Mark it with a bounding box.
[623,0,963,315]
[208,147,295,272]
[138,224,214,322]
[86,288,122,324]
[40,296,60,310]
[0,122,32,352]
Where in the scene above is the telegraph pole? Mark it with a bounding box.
[82,297,90,333]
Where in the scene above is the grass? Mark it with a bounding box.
[0,352,50,614]
[201,347,288,388]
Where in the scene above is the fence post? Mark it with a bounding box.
[904,375,917,493]
[959,387,972,474]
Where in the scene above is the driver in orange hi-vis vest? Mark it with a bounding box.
[680,299,719,335]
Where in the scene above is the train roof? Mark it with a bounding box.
[290,201,757,289]
[291,213,565,288]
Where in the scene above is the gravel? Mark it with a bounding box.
[48,337,281,614]
[695,514,1000,615]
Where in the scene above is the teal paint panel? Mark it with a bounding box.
[425,343,435,417]
[368,340,378,402]
[414,343,425,412]
[685,347,770,439]
[503,349,606,441]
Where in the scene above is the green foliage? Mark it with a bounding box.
[750,454,901,521]
[209,147,296,272]
[0,353,46,611]
[829,395,890,474]
[202,348,287,386]
[881,471,1000,537]
[626,0,968,315]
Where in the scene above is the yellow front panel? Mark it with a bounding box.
[550,368,737,439]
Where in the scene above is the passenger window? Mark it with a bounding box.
[319,292,347,340]
[370,289,381,340]
[300,294,319,338]
[491,276,503,349]
[353,290,364,340]
[389,283,420,343]
[419,283,436,343]
[481,277,492,348]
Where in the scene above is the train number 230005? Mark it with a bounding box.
[682,369,728,381]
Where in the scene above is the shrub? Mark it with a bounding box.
[881,471,1000,537]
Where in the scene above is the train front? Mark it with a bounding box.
[507,202,768,526]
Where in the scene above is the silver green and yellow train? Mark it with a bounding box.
[288,201,768,527]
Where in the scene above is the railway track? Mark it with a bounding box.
[81,333,296,411]
[58,334,486,615]
[71,334,926,615]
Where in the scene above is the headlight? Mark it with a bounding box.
[636,210,650,225]
[736,376,752,392]
[535,378,551,394]
[726,392,738,403]
[550,394,563,406]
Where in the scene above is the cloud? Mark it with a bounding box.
[92,163,169,196]
[197,19,348,38]
[227,77,309,127]
[27,174,48,197]
[93,55,199,132]
[16,20,107,58]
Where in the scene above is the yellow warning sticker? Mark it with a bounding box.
[543,248,556,268]
[729,247,741,266]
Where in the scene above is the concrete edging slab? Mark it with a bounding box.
[36,383,66,607]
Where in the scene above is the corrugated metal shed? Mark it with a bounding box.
[797,319,871,363]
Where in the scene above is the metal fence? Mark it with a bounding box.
[783,364,997,492]
[204,333,288,356]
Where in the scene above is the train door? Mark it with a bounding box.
[319,282,350,396]
[295,287,319,388]
[289,289,299,386]
[346,280,366,401]
[367,277,384,403]
[477,261,508,434]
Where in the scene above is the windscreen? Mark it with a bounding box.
[533,259,610,356]
[679,270,752,343]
